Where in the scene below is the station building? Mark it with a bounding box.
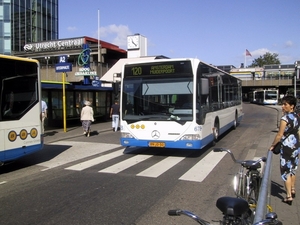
[14,36,127,126]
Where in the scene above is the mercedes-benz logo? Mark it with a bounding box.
[151,130,160,139]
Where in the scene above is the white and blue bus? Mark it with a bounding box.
[120,58,243,150]
[0,55,43,164]
[250,89,278,105]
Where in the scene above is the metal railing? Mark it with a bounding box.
[253,150,273,224]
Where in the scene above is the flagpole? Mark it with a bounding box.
[244,51,246,68]
[98,9,102,77]
[98,9,99,61]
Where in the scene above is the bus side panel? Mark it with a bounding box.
[0,144,43,162]
[206,106,243,137]
[218,107,236,134]
[0,105,43,163]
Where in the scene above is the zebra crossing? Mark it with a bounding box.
[39,141,228,182]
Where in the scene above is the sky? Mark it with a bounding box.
[59,0,300,68]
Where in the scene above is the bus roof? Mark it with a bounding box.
[0,54,39,64]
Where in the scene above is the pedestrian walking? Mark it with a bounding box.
[269,95,300,205]
[110,100,120,132]
[41,100,48,134]
[80,100,94,137]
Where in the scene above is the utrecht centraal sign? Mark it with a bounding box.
[23,38,84,52]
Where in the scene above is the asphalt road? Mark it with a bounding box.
[0,103,298,225]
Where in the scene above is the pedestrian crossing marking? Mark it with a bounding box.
[39,141,121,170]
[65,150,124,171]
[42,141,261,183]
[136,156,185,178]
[179,150,227,182]
[99,154,153,174]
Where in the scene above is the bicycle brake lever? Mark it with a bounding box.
[213,148,224,152]
[168,209,180,216]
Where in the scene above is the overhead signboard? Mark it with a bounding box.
[23,38,84,52]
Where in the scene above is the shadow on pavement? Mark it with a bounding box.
[271,180,285,200]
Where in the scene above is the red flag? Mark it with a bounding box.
[246,49,252,57]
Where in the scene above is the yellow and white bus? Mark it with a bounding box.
[0,55,43,164]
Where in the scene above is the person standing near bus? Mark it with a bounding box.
[80,100,94,137]
[41,100,48,134]
[269,95,300,205]
[110,100,120,132]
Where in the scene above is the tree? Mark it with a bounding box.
[248,52,281,67]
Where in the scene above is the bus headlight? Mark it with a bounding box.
[121,132,133,138]
[180,134,201,140]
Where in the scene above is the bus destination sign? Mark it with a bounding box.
[124,61,192,77]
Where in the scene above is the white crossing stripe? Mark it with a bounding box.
[179,150,227,182]
[65,150,124,171]
[137,156,185,178]
[39,141,121,171]
[99,155,153,174]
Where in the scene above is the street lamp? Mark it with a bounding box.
[45,56,50,80]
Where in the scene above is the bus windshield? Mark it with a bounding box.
[265,91,277,100]
[122,77,194,123]
[0,58,39,121]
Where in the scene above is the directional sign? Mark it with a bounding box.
[75,67,97,76]
[55,63,72,72]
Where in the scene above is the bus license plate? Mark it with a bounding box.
[149,142,165,148]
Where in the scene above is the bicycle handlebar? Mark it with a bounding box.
[213,147,267,167]
[168,209,281,225]
[168,209,209,225]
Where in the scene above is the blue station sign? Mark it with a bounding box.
[55,63,72,72]
[55,55,72,72]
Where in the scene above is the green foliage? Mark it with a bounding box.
[286,88,294,96]
[248,52,281,67]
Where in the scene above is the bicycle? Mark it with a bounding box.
[168,206,282,225]
[213,148,267,206]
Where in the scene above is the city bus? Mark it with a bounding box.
[0,55,43,164]
[248,90,257,103]
[250,89,278,105]
[120,58,244,150]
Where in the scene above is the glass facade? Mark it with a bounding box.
[0,0,58,55]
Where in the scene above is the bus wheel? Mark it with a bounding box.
[213,121,219,144]
[233,112,238,130]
